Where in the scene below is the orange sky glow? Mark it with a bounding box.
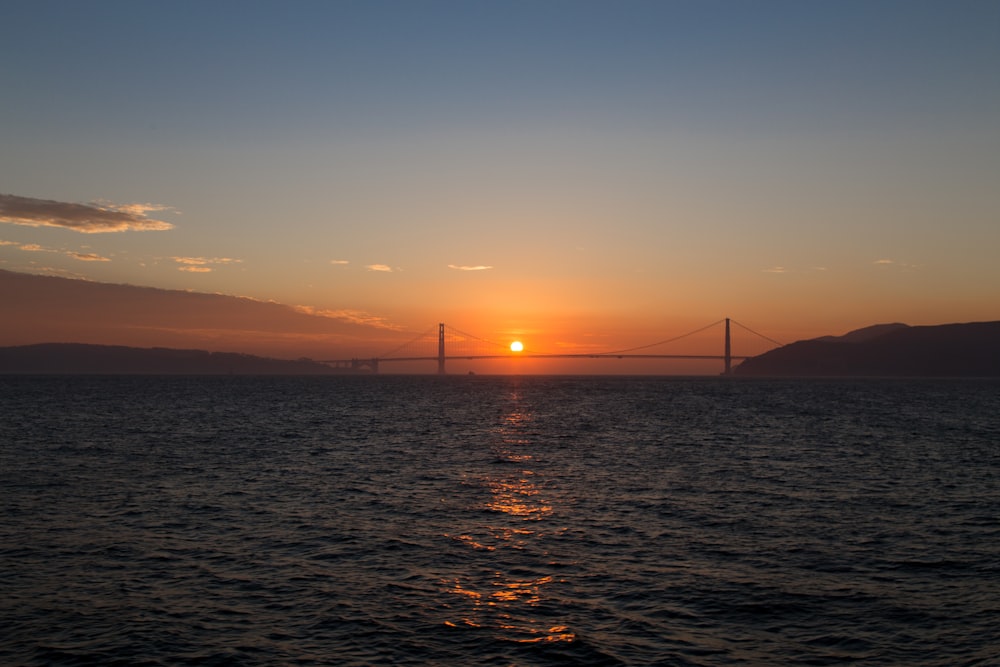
[2,2,998,373]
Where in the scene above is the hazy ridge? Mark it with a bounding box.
[0,269,387,360]
[0,343,339,375]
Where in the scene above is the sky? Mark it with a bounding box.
[2,0,999,371]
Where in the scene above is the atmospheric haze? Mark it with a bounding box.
[2,1,999,371]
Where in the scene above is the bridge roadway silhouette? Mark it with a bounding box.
[321,318,782,375]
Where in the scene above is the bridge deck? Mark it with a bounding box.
[320,353,751,364]
[319,318,775,371]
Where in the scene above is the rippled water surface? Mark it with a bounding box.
[2,376,999,666]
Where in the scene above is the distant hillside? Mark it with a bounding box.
[812,322,910,343]
[0,343,345,375]
[734,321,1000,377]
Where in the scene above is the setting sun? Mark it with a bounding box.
[510,341,524,353]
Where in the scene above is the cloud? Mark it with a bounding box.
[172,256,242,265]
[292,305,402,330]
[366,264,394,272]
[0,193,175,233]
[172,256,242,273]
[448,264,494,271]
[67,251,111,262]
[763,266,828,274]
[17,266,90,280]
[873,258,918,270]
[10,242,109,262]
[330,259,349,265]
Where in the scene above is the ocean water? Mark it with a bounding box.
[1,375,998,666]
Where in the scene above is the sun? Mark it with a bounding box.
[510,341,524,353]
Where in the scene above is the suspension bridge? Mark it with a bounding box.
[320,318,782,375]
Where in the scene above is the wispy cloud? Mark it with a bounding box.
[330,259,349,265]
[11,242,110,262]
[874,258,919,270]
[66,251,111,262]
[0,193,176,233]
[762,265,829,274]
[20,266,90,280]
[366,264,394,272]
[448,264,494,271]
[172,256,242,273]
[292,305,402,330]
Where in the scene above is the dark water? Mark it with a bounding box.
[1,376,998,666]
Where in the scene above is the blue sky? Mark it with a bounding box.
[2,0,999,350]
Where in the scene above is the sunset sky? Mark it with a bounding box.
[2,1,998,370]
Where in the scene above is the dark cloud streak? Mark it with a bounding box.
[0,193,174,233]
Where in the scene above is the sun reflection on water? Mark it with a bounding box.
[441,391,576,644]
[484,475,553,519]
[443,574,576,643]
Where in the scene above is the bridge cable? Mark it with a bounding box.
[599,319,726,355]
[378,324,438,359]
[444,325,510,352]
[731,320,784,347]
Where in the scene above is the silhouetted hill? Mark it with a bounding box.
[0,343,343,375]
[812,322,910,343]
[735,321,1000,377]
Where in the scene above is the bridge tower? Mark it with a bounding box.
[437,323,446,374]
[724,317,732,375]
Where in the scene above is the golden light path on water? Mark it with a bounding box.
[442,393,575,644]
